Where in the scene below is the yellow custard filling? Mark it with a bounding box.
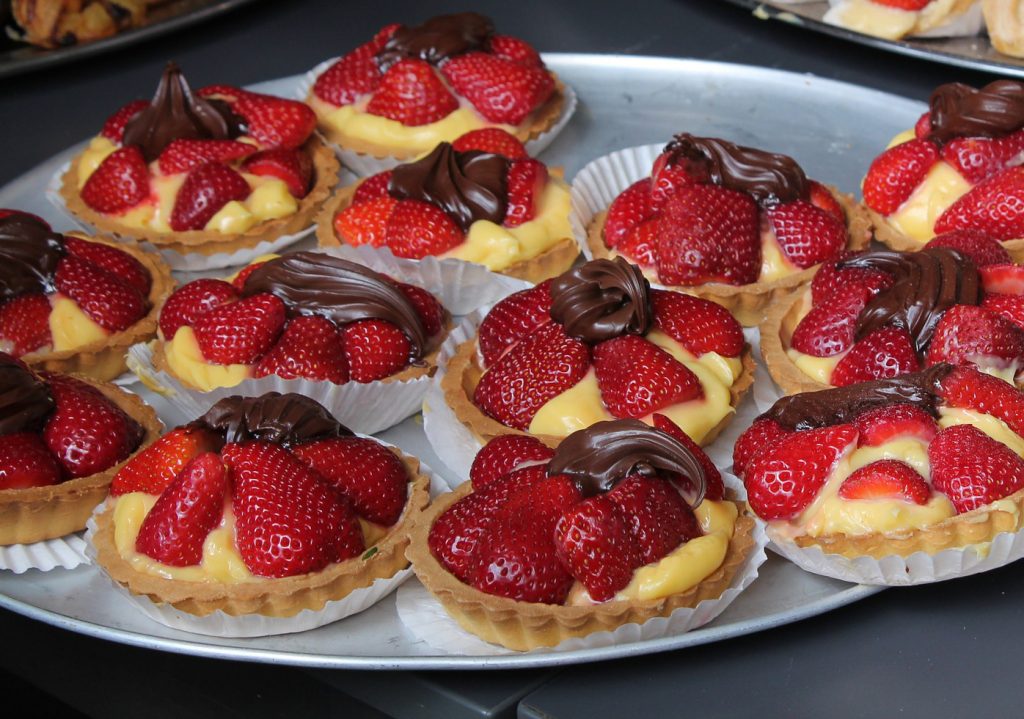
[824,0,919,39]
[49,294,108,352]
[164,325,252,391]
[939,407,1024,457]
[885,160,971,243]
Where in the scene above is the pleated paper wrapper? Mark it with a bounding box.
[0,533,90,573]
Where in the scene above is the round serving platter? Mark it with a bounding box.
[0,53,920,670]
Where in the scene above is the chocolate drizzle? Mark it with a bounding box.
[547,419,707,503]
[0,214,66,302]
[928,80,1024,144]
[375,12,495,71]
[549,258,653,343]
[122,62,247,162]
[389,143,509,231]
[240,252,430,358]
[192,392,352,447]
[661,133,808,206]
[840,247,981,355]
[0,353,54,435]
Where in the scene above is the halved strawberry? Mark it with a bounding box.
[100,99,149,143]
[477,280,553,367]
[111,426,222,496]
[441,52,554,125]
[851,403,937,447]
[231,92,317,149]
[157,139,255,175]
[838,460,930,505]
[334,196,398,247]
[831,327,920,387]
[767,199,847,270]
[934,167,1024,240]
[351,172,394,205]
[469,434,554,488]
[733,417,792,479]
[607,474,700,565]
[924,229,1011,267]
[651,413,724,501]
[862,137,939,216]
[80,146,150,214]
[53,255,145,332]
[312,40,384,106]
[254,315,349,384]
[169,162,251,232]
[873,0,931,8]
[383,199,464,259]
[929,424,1024,513]
[0,294,52,356]
[936,364,1024,439]
[940,129,1024,184]
[982,293,1024,331]
[230,261,267,292]
[592,335,703,419]
[925,304,1024,368]
[791,281,873,358]
[808,181,845,221]
[393,281,444,336]
[64,236,151,296]
[158,278,238,339]
[241,148,313,198]
[810,251,893,305]
[651,289,744,358]
[617,217,659,268]
[555,494,640,601]
[452,128,528,159]
[343,318,411,382]
[0,433,62,489]
[649,151,698,213]
[367,59,458,126]
[504,158,547,227]
[191,292,286,365]
[604,179,653,249]
[980,263,1024,294]
[489,34,543,67]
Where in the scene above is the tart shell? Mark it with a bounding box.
[867,204,1024,263]
[759,287,833,396]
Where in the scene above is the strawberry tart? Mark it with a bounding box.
[761,231,1024,393]
[0,353,159,547]
[407,418,756,650]
[581,134,871,326]
[90,392,430,619]
[0,210,172,382]
[305,12,566,165]
[863,79,1024,259]
[59,62,339,262]
[441,257,754,449]
[317,129,577,282]
[823,0,983,41]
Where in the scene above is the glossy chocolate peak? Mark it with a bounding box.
[662,133,808,206]
[0,214,66,302]
[192,392,352,446]
[928,80,1024,143]
[122,62,246,162]
[389,143,509,231]
[0,353,54,435]
[548,419,707,503]
[763,364,954,431]
[241,252,429,359]
[840,247,980,355]
[375,12,495,71]
[549,258,653,343]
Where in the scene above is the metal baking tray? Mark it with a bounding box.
[0,53,917,669]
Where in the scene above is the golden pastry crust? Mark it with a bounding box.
[985,0,1024,57]
[407,483,756,651]
[91,449,431,617]
[59,136,340,257]
[11,0,146,48]
[441,338,757,449]
[20,234,174,383]
[0,378,162,546]
[586,188,871,327]
[867,204,1024,263]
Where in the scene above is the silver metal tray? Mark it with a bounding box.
[0,54,914,670]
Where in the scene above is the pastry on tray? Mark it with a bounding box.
[9,0,148,49]
[407,418,757,650]
[317,128,577,283]
[823,0,983,41]
[0,209,172,382]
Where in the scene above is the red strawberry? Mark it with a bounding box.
[54,255,145,332]
[929,424,1024,513]
[42,374,143,479]
[230,261,267,292]
[312,40,384,106]
[367,59,458,126]
[473,321,590,430]
[936,364,1024,439]
[810,251,893,305]
[334,196,398,247]
[873,0,931,9]
[935,167,1024,240]
[982,293,1024,330]
[555,494,640,601]
[862,137,939,216]
[158,278,238,339]
[352,171,394,205]
[744,424,859,520]
[831,327,920,386]
[100,99,149,143]
[838,460,930,505]
[254,315,349,384]
[914,111,932,138]
[656,183,761,286]
[134,453,228,567]
[607,475,700,565]
[0,433,62,489]
[469,434,554,488]
[651,289,744,358]
[111,426,222,496]
[292,437,408,525]
[452,128,528,159]
[924,229,1011,267]
[477,280,553,367]
[441,52,554,125]
[504,158,547,227]
[940,129,1024,184]
[241,148,313,198]
[169,162,251,232]
[733,417,792,479]
[650,151,699,212]
[604,179,653,248]
[0,294,52,356]
[393,281,445,337]
[64,236,151,296]
[790,281,873,358]
[980,263,1024,294]
[343,318,411,382]
[851,403,938,447]
[592,335,703,419]
[191,293,286,365]
[489,34,543,67]
[231,92,317,149]
[157,139,255,175]
[808,181,845,222]
[0,209,47,225]
[618,217,659,267]
[224,441,364,578]
[384,199,464,259]
[651,413,724,501]
[80,146,150,214]
[926,304,1024,368]
[767,200,848,270]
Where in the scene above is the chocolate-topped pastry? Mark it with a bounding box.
[0,353,54,435]
[927,80,1024,144]
[375,12,495,71]
[0,214,66,301]
[192,392,351,447]
[550,257,653,343]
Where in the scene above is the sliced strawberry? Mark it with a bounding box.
[312,40,384,106]
[925,304,1024,368]
[649,151,699,213]
[0,294,52,356]
[617,217,659,267]
[831,327,920,387]
[929,424,1024,513]
[158,278,238,339]
[477,280,553,367]
[63,236,151,296]
[934,166,1024,240]
[384,199,464,259]
[111,426,222,496]
[230,261,267,292]
[53,255,145,332]
[393,281,445,337]
[555,494,640,601]
[936,364,1024,439]
[366,59,458,126]
[604,179,653,249]
[352,171,394,205]
[100,99,149,143]
[0,433,62,489]
[651,289,744,358]
[504,158,547,227]
[334,196,398,247]
[473,321,590,430]
[790,281,873,358]
[940,129,1024,184]
[343,318,411,382]
[169,162,251,232]
[980,263,1024,294]
[767,199,848,270]
[489,34,543,67]
[191,292,286,365]
[914,111,932,138]
[441,52,554,125]
[808,181,845,222]
[254,315,349,384]
[651,413,724,501]
[469,434,554,489]
[851,403,937,447]
[607,475,700,565]
[862,137,939,216]
[838,460,930,505]
[873,0,931,9]
[80,146,150,214]
[592,335,703,419]
[733,417,792,479]
[982,293,1024,331]
[231,92,317,149]
[157,139,255,175]
[452,128,528,159]
[135,453,228,567]
[810,251,893,305]
[0,209,47,225]
[241,148,313,198]
[924,229,1011,267]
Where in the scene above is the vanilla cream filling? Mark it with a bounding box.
[49,294,108,351]
[164,325,252,391]
[824,0,919,39]
[938,407,1024,457]
[884,160,972,243]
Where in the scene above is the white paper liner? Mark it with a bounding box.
[296,57,578,176]
[45,162,315,271]
[823,0,984,39]
[0,532,90,573]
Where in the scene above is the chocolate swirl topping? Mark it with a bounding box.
[240,252,430,359]
[661,133,808,206]
[0,214,66,302]
[547,419,707,503]
[375,12,495,71]
[123,62,247,162]
[549,258,653,343]
[192,392,352,447]
[389,143,509,231]
[763,364,954,431]
[0,353,54,435]
[839,247,981,355]
[928,80,1024,144]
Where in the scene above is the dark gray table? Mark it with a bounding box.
[0,1,1017,717]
